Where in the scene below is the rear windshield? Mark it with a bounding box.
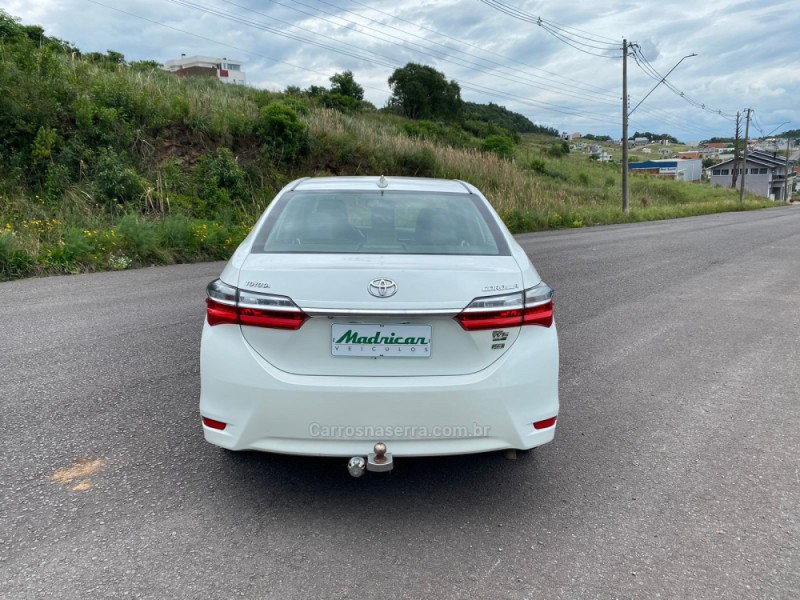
[251,190,509,255]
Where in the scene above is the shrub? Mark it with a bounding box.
[256,103,307,162]
[546,143,568,158]
[157,215,197,260]
[528,158,547,175]
[117,214,158,262]
[322,92,361,112]
[481,135,515,159]
[91,147,147,206]
[61,227,96,264]
[397,147,436,177]
[0,232,34,279]
[193,148,250,216]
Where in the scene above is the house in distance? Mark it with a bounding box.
[708,150,795,201]
[164,54,246,85]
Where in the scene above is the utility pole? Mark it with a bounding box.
[621,38,629,214]
[622,48,695,212]
[784,136,791,202]
[739,108,752,203]
[731,111,741,189]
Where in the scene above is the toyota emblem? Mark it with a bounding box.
[368,278,397,298]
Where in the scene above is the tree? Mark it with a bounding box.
[630,131,679,144]
[388,63,462,121]
[329,70,363,101]
[105,50,126,65]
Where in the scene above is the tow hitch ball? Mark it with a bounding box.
[348,442,393,477]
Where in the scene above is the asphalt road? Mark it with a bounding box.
[2,207,798,599]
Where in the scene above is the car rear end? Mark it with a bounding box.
[199,176,559,457]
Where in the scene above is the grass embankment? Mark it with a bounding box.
[0,14,773,280]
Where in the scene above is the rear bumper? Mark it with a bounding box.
[199,322,559,457]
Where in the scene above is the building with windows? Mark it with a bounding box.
[707,150,794,201]
[163,55,246,85]
[628,159,703,182]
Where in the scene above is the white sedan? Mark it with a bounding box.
[200,176,558,474]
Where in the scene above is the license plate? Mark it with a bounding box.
[331,324,431,357]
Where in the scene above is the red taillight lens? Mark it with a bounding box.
[457,307,524,330]
[533,416,557,430]
[206,297,239,326]
[202,416,227,430]
[456,282,554,331]
[205,279,308,329]
[521,299,553,328]
[238,306,307,330]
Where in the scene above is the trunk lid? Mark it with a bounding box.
[237,254,525,376]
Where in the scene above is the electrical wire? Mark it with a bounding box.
[166,0,399,68]
[343,0,620,97]
[477,0,619,45]
[301,0,623,101]
[630,45,737,120]
[217,0,623,107]
[86,0,392,96]
[476,0,620,57]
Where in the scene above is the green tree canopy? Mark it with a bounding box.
[630,131,680,144]
[388,63,462,121]
[329,70,364,101]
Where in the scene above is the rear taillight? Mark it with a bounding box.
[206,279,308,330]
[455,282,554,331]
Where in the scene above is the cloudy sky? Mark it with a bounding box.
[6,0,799,142]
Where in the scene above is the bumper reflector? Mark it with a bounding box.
[202,416,227,430]
[533,416,557,430]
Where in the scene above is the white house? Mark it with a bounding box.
[164,55,246,85]
[708,150,795,201]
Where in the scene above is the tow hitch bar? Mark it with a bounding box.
[348,442,393,477]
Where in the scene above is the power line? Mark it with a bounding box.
[630,45,737,120]
[219,0,623,107]
[476,0,620,56]
[343,0,620,97]
[305,0,622,101]
[476,0,619,46]
[166,0,398,68]
[86,0,391,96]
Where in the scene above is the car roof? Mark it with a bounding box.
[290,176,473,194]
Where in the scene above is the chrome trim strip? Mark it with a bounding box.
[208,297,237,306]
[237,303,300,312]
[303,308,460,317]
[461,304,524,313]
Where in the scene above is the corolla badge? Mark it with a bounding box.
[368,278,398,298]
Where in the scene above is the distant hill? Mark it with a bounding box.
[463,101,558,136]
